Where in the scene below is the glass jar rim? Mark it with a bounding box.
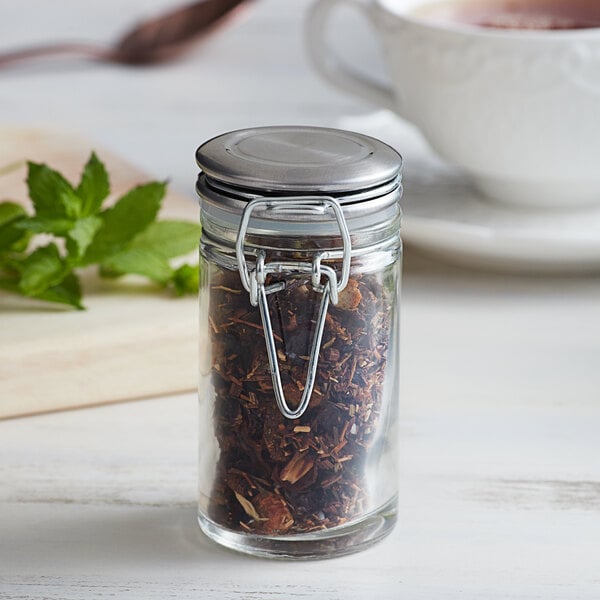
[197,173,403,252]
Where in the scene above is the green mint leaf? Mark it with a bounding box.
[97,265,121,279]
[0,276,19,293]
[128,220,200,259]
[76,152,110,217]
[171,263,199,296]
[15,216,74,236]
[0,202,25,227]
[27,162,81,219]
[100,247,173,284]
[34,272,83,309]
[0,201,28,251]
[82,181,166,264]
[65,215,103,260]
[17,243,70,296]
[2,153,197,311]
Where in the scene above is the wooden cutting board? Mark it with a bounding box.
[0,129,199,419]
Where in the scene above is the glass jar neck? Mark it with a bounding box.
[197,174,403,254]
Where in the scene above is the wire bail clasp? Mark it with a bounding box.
[235,197,352,420]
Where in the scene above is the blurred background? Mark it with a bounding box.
[1,0,386,194]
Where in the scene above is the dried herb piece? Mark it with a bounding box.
[207,262,391,534]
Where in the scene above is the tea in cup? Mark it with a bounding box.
[417,0,600,30]
[307,0,600,207]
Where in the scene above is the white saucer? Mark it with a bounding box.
[337,112,600,272]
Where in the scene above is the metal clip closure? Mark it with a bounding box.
[235,197,351,420]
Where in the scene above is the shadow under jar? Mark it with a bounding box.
[196,126,403,559]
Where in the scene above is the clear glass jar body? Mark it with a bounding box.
[198,233,402,559]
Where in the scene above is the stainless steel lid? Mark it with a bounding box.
[196,126,402,251]
[195,126,402,194]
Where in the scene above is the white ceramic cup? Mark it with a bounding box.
[307,0,600,208]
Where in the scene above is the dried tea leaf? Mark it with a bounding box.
[280,451,315,485]
[293,425,311,433]
[234,491,261,521]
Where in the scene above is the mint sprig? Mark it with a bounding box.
[0,153,200,309]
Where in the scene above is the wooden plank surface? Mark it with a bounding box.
[0,129,199,418]
[0,394,599,599]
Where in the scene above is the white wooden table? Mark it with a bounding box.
[2,1,600,597]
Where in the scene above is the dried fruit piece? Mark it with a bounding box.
[253,492,294,534]
[336,278,362,310]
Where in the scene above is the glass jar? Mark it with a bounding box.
[195,126,402,559]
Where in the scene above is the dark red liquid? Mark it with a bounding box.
[418,0,600,30]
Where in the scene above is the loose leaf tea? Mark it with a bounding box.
[207,264,391,534]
